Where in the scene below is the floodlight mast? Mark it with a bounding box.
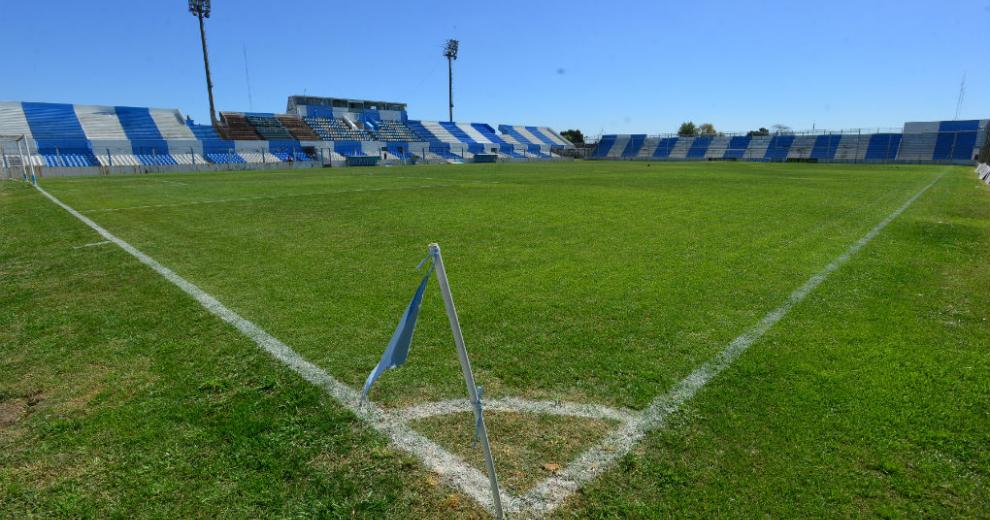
[189,0,218,127]
[444,39,459,122]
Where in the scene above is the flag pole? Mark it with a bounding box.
[428,243,504,519]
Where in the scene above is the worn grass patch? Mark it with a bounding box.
[411,411,617,493]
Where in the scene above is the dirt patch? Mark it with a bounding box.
[0,398,29,428]
[0,391,44,428]
[410,411,617,493]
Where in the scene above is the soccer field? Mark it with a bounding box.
[2,161,989,517]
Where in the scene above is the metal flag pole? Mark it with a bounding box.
[428,243,504,520]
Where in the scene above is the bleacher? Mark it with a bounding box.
[786,135,815,160]
[116,106,178,165]
[304,116,372,141]
[723,136,751,159]
[405,120,451,144]
[276,115,321,141]
[605,135,629,158]
[372,120,420,141]
[622,135,646,158]
[687,136,713,159]
[220,113,263,140]
[20,102,99,166]
[245,114,294,141]
[832,134,869,161]
[499,125,571,147]
[0,97,572,172]
[653,138,679,158]
[591,120,990,164]
[636,137,660,158]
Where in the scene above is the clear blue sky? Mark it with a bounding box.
[1,0,987,135]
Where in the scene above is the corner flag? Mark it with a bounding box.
[361,244,505,518]
[361,255,435,400]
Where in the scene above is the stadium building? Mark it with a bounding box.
[0,95,573,176]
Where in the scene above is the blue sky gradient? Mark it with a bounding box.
[1,0,987,135]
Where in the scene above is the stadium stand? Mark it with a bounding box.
[786,135,815,160]
[276,114,321,141]
[19,102,99,166]
[372,120,419,141]
[622,135,646,158]
[635,137,660,158]
[723,136,751,159]
[606,135,629,158]
[220,112,263,140]
[831,134,867,161]
[0,95,570,173]
[592,135,616,158]
[667,137,693,159]
[932,120,979,161]
[653,137,679,159]
[864,133,901,161]
[687,136,713,159]
[245,114,294,141]
[810,134,842,160]
[592,120,990,164]
[704,136,731,159]
[499,125,570,147]
[458,123,498,145]
[304,116,372,141]
[115,106,179,165]
[739,136,768,160]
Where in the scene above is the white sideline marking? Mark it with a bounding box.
[33,170,945,518]
[33,183,511,515]
[514,171,947,516]
[73,240,111,249]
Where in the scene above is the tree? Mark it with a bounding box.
[747,127,770,137]
[560,129,584,145]
[678,121,697,137]
[698,123,717,136]
[772,124,793,135]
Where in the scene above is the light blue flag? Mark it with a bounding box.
[361,256,435,400]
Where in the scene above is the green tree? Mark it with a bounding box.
[698,123,717,136]
[678,121,697,137]
[560,129,584,145]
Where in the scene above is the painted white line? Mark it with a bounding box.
[513,171,946,516]
[73,240,111,249]
[397,398,637,425]
[33,183,511,515]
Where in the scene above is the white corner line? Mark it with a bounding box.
[32,183,514,516]
[513,170,947,517]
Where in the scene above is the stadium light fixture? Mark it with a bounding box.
[189,0,218,127]
[444,39,459,122]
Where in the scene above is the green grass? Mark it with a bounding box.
[1,161,988,517]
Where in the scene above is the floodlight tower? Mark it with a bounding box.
[189,0,218,126]
[444,39,459,122]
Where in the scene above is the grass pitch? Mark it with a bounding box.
[1,161,988,517]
